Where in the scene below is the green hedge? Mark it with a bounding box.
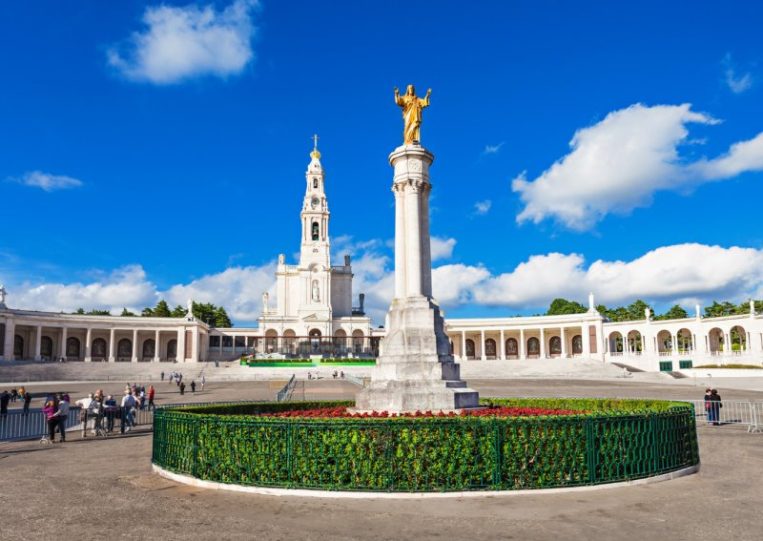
[152,398,699,492]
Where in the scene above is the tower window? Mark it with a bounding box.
[313,178,318,188]
[312,221,319,241]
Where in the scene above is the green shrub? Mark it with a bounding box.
[152,398,699,492]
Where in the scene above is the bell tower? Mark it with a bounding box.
[299,135,331,269]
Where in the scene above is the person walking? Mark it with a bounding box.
[120,390,136,434]
[43,398,59,442]
[709,389,722,426]
[200,375,205,392]
[55,394,70,442]
[104,395,117,433]
[23,390,32,414]
[190,380,196,393]
[75,393,94,438]
[179,381,186,395]
[160,371,165,382]
[147,385,156,411]
[0,390,9,418]
[703,388,712,424]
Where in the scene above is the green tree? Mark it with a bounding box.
[546,298,587,315]
[213,306,233,327]
[625,300,652,321]
[121,308,136,316]
[86,309,111,316]
[74,308,85,314]
[153,299,172,317]
[190,301,233,327]
[171,305,187,317]
[704,301,736,318]
[141,307,154,317]
[655,304,688,320]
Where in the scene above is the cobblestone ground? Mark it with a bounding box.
[1,379,761,541]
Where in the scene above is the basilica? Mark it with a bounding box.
[1,143,762,373]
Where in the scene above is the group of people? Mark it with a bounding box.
[704,388,723,425]
[0,387,32,416]
[161,371,204,396]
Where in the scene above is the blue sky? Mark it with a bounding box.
[2,0,763,325]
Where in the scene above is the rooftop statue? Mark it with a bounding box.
[394,85,431,145]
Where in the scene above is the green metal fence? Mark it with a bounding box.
[152,400,699,492]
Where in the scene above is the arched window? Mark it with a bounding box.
[506,338,518,357]
[527,337,540,356]
[311,280,320,302]
[117,338,132,359]
[167,339,177,359]
[142,339,155,359]
[92,338,107,358]
[309,328,322,354]
[549,336,562,355]
[14,335,24,357]
[465,339,475,359]
[485,338,496,359]
[312,222,319,241]
[41,336,53,358]
[66,337,81,358]
[313,177,318,189]
[571,335,583,354]
[352,330,364,354]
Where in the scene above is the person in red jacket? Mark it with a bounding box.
[147,385,156,411]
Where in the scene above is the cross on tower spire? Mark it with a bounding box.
[310,134,321,160]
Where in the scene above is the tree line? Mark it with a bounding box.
[546,298,763,322]
[73,300,233,327]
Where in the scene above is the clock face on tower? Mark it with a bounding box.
[311,197,319,209]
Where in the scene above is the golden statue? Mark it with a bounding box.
[394,84,431,145]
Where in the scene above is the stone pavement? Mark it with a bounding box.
[0,379,761,541]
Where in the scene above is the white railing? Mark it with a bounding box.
[688,400,763,433]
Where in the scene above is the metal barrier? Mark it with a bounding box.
[276,374,296,402]
[0,406,82,442]
[688,400,763,432]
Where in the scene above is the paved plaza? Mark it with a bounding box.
[1,378,761,541]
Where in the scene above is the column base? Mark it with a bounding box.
[355,296,479,413]
[84,357,92,363]
[108,357,115,363]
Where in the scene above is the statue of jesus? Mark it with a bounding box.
[394,85,431,145]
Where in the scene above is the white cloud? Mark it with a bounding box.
[108,0,259,84]
[482,142,505,155]
[723,54,753,94]
[164,263,275,322]
[12,265,157,313]
[12,171,83,192]
[513,103,763,230]
[473,200,492,215]
[7,243,763,326]
[430,236,456,261]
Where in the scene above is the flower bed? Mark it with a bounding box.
[152,398,699,493]
[258,405,583,418]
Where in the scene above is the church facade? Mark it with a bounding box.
[1,144,762,372]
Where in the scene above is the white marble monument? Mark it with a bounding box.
[355,118,480,412]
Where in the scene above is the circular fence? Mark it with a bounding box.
[152,398,699,492]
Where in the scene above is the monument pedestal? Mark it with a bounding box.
[355,142,479,413]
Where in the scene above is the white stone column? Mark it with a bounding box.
[519,329,526,360]
[460,330,466,360]
[561,328,567,358]
[420,185,433,298]
[84,327,92,362]
[539,328,546,359]
[191,325,200,362]
[725,332,732,355]
[480,330,486,360]
[499,329,505,360]
[3,320,15,360]
[582,326,591,358]
[60,327,68,361]
[132,329,138,362]
[404,185,422,297]
[393,186,406,299]
[34,325,42,361]
[218,334,223,356]
[154,329,160,362]
[672,334,678,355]
[177,327,186,362]
[108,328,115,362]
